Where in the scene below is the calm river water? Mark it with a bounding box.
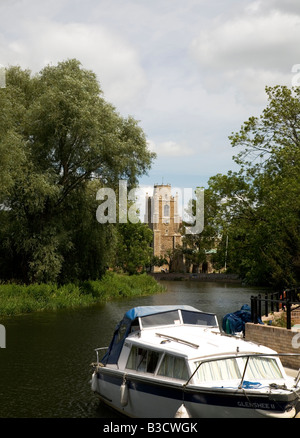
[0,280,265,418]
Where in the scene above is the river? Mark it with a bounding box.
[0,280,265,418]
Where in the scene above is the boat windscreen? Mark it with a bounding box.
[181,310,217,327]
[141,310,181,328]
[140,309,218,328]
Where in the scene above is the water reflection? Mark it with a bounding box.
[0,280,264,418]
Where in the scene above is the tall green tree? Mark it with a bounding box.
[0,60,155,283]
[210,86,300,288]
[115,222,153,275]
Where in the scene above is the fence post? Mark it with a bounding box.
[258,294,261,319]
[286,300,291,330]
[251,296,258,324]
[270,293,274,312]
[264,294,268,317]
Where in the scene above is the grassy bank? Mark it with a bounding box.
[0,272,165,317]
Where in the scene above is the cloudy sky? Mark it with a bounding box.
[1,0,300,192]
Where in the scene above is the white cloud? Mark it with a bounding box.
[0,18,148,108]
[1,0,300,189]
[196,12,300,70]
[190,9,300,104]
[147,140,194,157]
[253,0,300,16]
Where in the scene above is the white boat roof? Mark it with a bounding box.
[127,324,277,361]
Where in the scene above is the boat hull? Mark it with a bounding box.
[92,369,300,419]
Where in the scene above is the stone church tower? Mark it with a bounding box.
[145,184,182,272]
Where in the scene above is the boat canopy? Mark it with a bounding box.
[101,305,210,365]
[124,305,200,320]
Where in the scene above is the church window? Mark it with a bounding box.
[164,204,170,217]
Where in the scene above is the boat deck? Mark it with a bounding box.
[126,324,277,361]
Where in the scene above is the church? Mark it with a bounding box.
[144,184,183,273]
[144,183,216,274]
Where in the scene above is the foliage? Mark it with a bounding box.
[0,272,164,316]
[0,60,155,283]
[151,255,168,268]
[209,86,300,288]
[115,222,153,274]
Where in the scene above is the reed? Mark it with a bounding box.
[0,273,164,316]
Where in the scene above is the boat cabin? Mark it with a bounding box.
[100,305,287,389]
[100,305,218,365]
[92,305,300,418]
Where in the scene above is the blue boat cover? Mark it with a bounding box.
[222,304,262,335]
[124,305,199,320]
[101,305,200,365]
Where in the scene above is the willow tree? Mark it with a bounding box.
[0,60,155,283]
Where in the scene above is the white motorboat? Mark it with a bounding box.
[91,305,300,418]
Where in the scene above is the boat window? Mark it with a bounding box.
[240,357,283,380]
[195,358,241,382]
[140,310,218,329]
[157,354,189,380]
[140,311,181,328]
[130,321,140,332]
[126,346,160,373]
[194,356,283,383]
[181,310,217,327]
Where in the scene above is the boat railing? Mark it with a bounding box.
[156,332,199,349]
[184,352,300,390]
[94,347,108,364]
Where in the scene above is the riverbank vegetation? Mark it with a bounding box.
[0,272,164,316]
